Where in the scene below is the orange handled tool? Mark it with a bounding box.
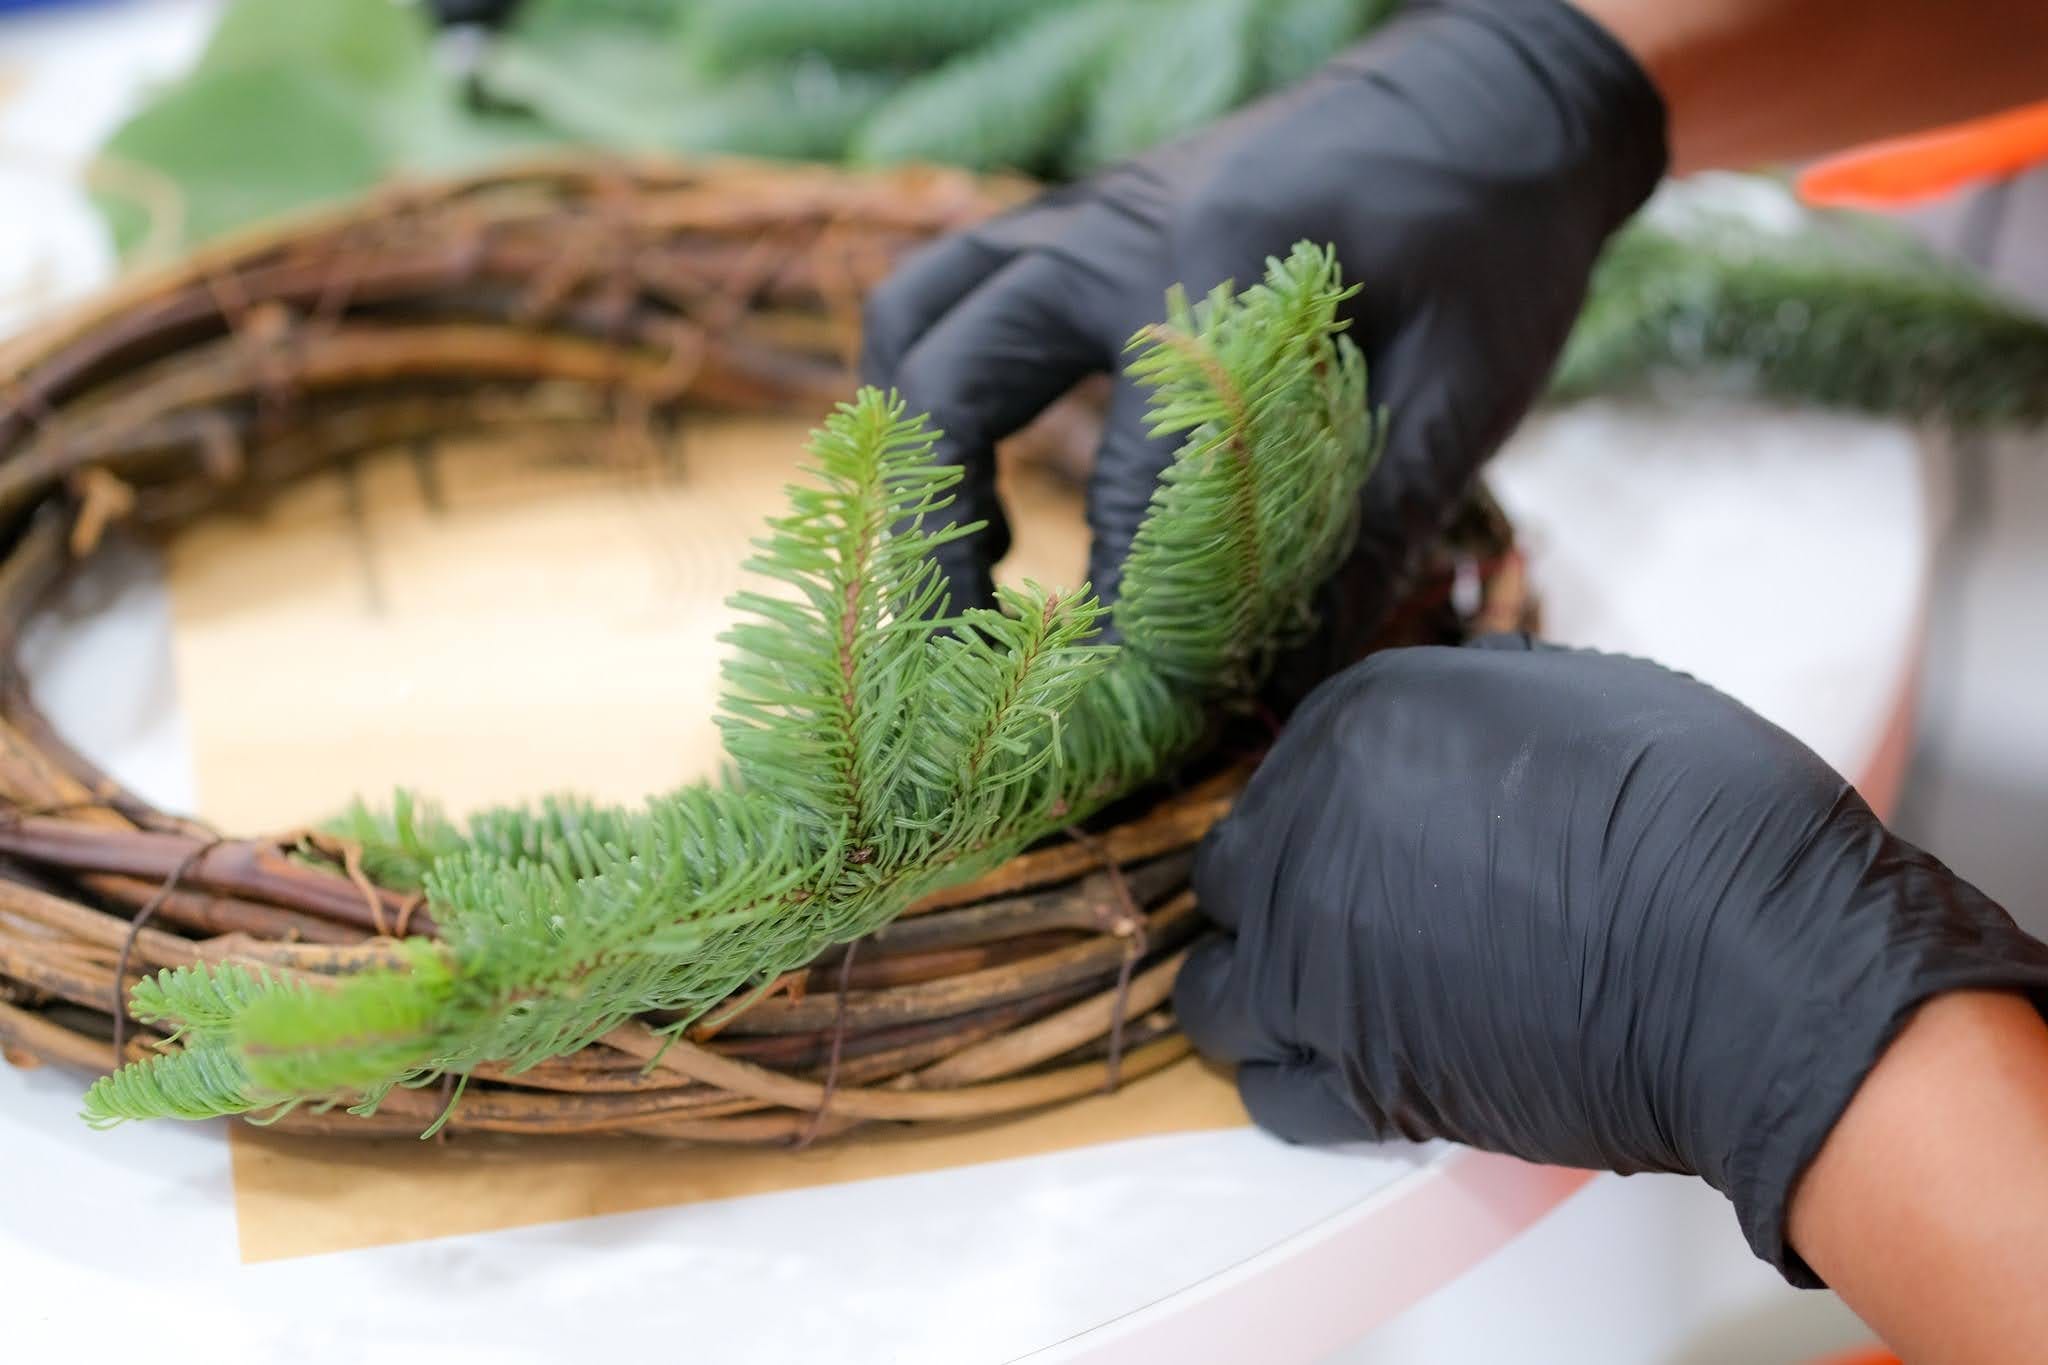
[1799,100,2048,208]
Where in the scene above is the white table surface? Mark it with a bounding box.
[0,5,1928,1362]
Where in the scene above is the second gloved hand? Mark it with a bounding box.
[1176,635,2048,1284]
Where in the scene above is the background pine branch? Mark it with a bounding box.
[1554,211,2048,428]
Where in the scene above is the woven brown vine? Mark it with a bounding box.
[0,158,1531,1142]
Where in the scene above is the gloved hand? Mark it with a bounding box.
[860,0,1665,695]
[1176,635,2048,1284]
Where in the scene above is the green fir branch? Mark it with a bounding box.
[716,395,965,846]
[127,962,278,1042]
[84,242,1378,1130]
[82,1041,261,1129]
[1119,248,1380,692]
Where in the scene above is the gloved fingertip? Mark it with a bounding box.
[859,233,1013,388]
[1238,1056,1378,1146]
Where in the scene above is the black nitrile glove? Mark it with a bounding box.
[1175,634,2048,1285]
[860,0,1665,694]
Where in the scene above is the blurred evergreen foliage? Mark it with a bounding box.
[87,0,2048,428]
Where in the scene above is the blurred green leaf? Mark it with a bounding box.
[508,0,692,41]
[681,0,1074,74]
[483,23,715,149]
[387,83,570,172]
[198,0,434,91]
[852,2,1132,174]
[662,63,892,160]
[96,0,565,253]
[1073,0,1260,172]
[1256,0,1395,89]
[486,26,885,160]
[95,64,386,256]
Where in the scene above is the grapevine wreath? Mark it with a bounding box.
[0,159,1528,1142]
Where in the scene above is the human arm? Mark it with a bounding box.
[1789,988,2048,1360]
[1575,0,2048,173]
